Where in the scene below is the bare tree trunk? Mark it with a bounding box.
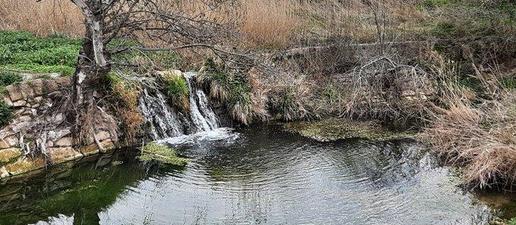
[69,0,112,146]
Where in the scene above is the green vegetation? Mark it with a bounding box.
[162,72,190,111]
[0,101,12,127]
[0,70,23,86]
[106,71,144,141]
[424,1,516,39]
[420,0,450,9]
[140,143,188,167]
[199,59,254,124]
[0,31,81,76]
[0,161,149,225]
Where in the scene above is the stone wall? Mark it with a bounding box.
[0,77,117,180]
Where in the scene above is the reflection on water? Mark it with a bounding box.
[0,126,492,225]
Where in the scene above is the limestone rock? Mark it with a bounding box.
[2,96,13,107]
[0,140,10,149]
[48,147,83,164]
[5,158,46,176]
[6,85,23,102]
[4,136,18,147]
[96,131,111,141]
[54,137,73,147]
[0,166,9,178]
[12,100,27,107]
[30,79,44,97]
[99,140,116,153]
[19,83,35,99]
[0,148,22,164]
[79,144,100,157]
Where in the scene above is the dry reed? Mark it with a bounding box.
[0,0,423,48]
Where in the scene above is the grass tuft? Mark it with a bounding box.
[161,71,190,112]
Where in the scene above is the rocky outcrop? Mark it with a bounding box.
[0,77,117,180]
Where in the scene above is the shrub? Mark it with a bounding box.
[198,59,257,124]
[0,71,23,86]
[0,100,12,127]
[268,86,310,121]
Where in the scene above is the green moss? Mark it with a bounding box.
[140,143,188,167]
[285,118,415,142]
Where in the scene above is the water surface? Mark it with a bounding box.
[0,126,491,225]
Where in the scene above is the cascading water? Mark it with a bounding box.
[138,71,223,141]
[183,72,219,133]
[138,88,186,140]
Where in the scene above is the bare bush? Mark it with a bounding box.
[345,56,434,128]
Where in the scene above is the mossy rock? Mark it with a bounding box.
[0,148,22,165]
[139,143,188,167]
[285,118,416,142]
[5,158,46,176]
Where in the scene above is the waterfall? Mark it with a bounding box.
[183,72,219,133]
[138,71,220,140]
[138,89,186,140]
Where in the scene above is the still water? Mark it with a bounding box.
[0,126,491,225]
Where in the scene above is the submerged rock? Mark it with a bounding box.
[285,118,415,142]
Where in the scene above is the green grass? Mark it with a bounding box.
[163,73,190,111]
[0,31,81,76]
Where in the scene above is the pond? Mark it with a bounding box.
[0,125,493,225]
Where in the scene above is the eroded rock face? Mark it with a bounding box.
[0,77,118,179]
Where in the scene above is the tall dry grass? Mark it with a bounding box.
[0,0,424,48]
[421,56,516,189]
[0,0,83,37]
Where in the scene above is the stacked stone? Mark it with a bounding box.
[0,77,116,179]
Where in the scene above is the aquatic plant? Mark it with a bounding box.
[139,143,188,167]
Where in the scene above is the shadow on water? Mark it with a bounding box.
[0,151,182,225]
[0,125,494,225]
